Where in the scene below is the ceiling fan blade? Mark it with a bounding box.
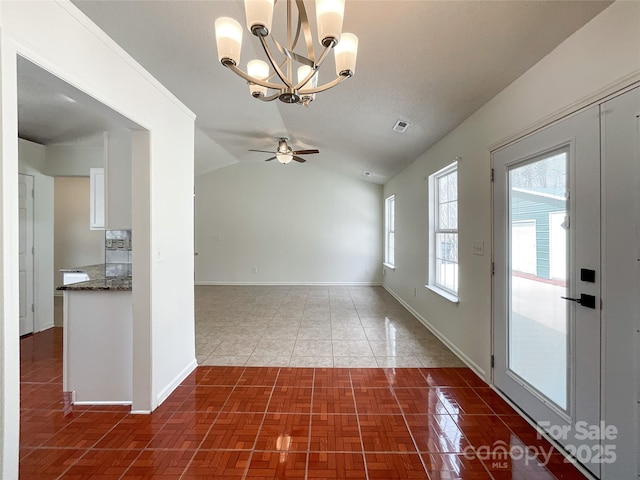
[293,149,319,155]
[249,149,276,154]
[264,156,277,162]
[292,156,307,163]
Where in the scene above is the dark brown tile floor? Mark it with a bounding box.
[19,328,588,479]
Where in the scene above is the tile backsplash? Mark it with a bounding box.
[105,229,132,275]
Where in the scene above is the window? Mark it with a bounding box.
[428,162,458,299]
[384,195,395,267]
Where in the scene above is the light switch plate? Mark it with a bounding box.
[472,241,485,256]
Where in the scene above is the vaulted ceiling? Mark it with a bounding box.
[18,1,611,183]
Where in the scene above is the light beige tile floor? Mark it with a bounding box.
[196,285,465,368]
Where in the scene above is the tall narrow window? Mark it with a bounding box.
[429,163,458,299]
[384,195,395,267]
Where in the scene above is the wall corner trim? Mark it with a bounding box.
[155,359,197,408]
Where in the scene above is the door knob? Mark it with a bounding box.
[561,294,596,309]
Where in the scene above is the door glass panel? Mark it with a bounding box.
[508,150,568,410]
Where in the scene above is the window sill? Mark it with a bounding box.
[383,263,396,270]
[425,285,459,304]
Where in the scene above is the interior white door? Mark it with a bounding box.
[493,105,601,477]
[19,174,35,336]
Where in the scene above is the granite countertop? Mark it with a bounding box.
[57,263,132,291]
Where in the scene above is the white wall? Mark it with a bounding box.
[17,139,54,331]
[44,143,103,176]
[0,2,196,477]
[105,129,132,229]
[383,1,640,377]
[195,162,383,285]
[53,177,105,287]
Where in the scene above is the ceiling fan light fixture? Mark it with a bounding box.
[213,0,358,106]
[250,138,319,163]
[247,59,270,97]
[245,0,274,36]
[214,17,243,66]
[276,152,293,164]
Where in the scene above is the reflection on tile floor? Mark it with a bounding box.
[195,286,466,368]
[20,328,588,479]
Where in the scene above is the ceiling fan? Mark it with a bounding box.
[249,138,319,164]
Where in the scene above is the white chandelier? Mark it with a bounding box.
[214,0,358,106]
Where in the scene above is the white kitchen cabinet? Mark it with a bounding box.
[89,167,105,229]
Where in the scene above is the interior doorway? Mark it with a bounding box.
[18,173,34,336]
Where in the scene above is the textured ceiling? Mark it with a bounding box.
[20,1,611,183]
[18,62,114,146]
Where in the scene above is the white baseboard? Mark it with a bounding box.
[383,284,487,380]
[195,281,382,286]
[73,400,132,406]
[35,322,54,333]
[156,358,197,407]
[130,410,152,415]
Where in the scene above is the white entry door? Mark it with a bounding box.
[19,174,35,336]
[493,106,601,477]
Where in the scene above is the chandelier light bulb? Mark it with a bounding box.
[248,60,270,97]
[334,32,358,76]
[215,17,243,65]
[316,0,345,47]
[245,0,274,36]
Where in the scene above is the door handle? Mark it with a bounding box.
[561,294,596,309]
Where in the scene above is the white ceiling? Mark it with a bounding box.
[18,61,114,146]
[17,56,141,146]
[20,1,611,183]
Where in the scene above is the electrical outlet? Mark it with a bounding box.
[413,287,417,297]
[213,235,221,242]
[472,241,485,256]
[365,267,370,274]
[251,267,258,274]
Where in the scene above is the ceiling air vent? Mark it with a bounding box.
[392,120,410,133]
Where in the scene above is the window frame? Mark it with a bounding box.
[427,162,459,302]
[384,194,395,268]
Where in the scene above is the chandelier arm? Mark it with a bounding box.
[224,63,284,90]
[293,44,332,91]
[258,35,293,88]
[267,57,287,82]
[286,0,292,82]
[299,73,351,95]
[255,92,281,102]
[270,38,314,67]
[295,0,315,64]
[293,6,303,56]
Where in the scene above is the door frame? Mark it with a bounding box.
[491,104,603,478]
